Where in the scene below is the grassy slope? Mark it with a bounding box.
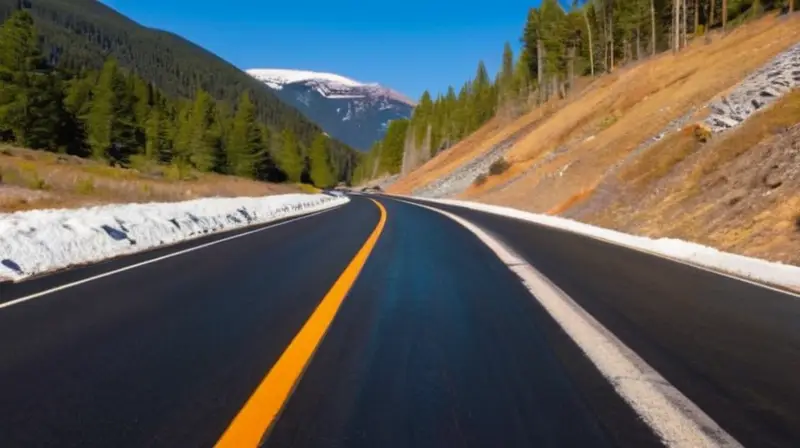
[0,146,298,213]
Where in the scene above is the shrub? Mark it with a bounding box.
[692,123,713,143]
[598,114,618,130]
[489,158,511,176]
[296,183,320,194]
[163,163,189,181]
[473,174,488,186]
[28,173,48,190]
[76,177,95,195]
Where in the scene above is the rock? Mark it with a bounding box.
[763,170,783,189]
[709,114,740,128]
[724,189,747,206]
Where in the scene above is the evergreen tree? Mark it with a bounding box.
[255,123,281,182]
[0,10,62,149]
[226,91,262,177]
[277,129,303,183]
[144,100,169,161]
[379,119,410,174]
[498,42,516,108]
[186,90,218,172]
[309,133,335,188]
[171,101,193,167]
[86,59,117,160]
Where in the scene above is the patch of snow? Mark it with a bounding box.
[247,69,364,88]
[411,197,800,291]
[325,94,366,100]
[0,194,347,282]
[247,68,415,106]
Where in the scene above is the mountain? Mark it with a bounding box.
[0,0,358,175]
[248,69,415,151]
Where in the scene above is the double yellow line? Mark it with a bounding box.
[215,198,387,447]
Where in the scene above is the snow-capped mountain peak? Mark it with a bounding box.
[247,69,364,90]
[247,68,414,105]
[247,68,415,150]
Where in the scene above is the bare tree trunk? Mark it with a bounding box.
[683,0,688,47]
[603,19,609,72]
[651,0,657,55]
[537,39,545,103]
[790,0,794,14]
[722,0,728,32]
[400,124,416,175]
[421,125,432,163]
[609,14,615,71]
[709,0,715,29]
[636,26,641,60]
[674,0,681,52]
[694,0,700,33]
[567,46,576,92]
[583,10,595,76]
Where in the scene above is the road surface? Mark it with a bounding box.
[1,195,798,447]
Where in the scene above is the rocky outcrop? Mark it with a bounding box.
[413,141,513,198]
[706,43,800,132]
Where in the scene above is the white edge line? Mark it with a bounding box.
[398,195,800,299]
[0,205,341,311]
[395,197,742,448]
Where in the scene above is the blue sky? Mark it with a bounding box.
[100,0,533,99]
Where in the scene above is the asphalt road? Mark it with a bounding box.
[1,195,799,447]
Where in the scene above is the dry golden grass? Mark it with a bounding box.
[583,90,800,265]
[0,146,298,212]
[447,13,800,212]
[619,125,702,187]
[387,102,557,194]
[686,88,800,188]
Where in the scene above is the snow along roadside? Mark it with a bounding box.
[0,193,348,282]
[406,196,800,292]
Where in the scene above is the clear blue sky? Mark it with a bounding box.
[100,0,533,99]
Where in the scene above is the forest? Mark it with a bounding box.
[0,0,355,186]
[353,0,794,184]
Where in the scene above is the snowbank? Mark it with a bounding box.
[412,197,800,291]
[0,193,348,282]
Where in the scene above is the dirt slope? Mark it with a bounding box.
[389,13,800,265]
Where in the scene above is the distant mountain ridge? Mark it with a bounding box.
[0,0,358,176]
[248,69,415,151]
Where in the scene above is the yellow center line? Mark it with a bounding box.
[215,198,387,448]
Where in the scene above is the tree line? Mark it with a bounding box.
[353,0,792,183]
[0,10,338,187]
[0,0,358,173]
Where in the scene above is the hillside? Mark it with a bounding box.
[387,13,800,266]
[0,0,357,169]
[249,69,415,151]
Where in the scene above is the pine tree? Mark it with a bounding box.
[309,133,335,188]
[86,59,117,160]
[278,129,303,182]
[110,70,139,161]
[144,100,169,161]
[498,42,517,115]
[171,101,193,167]
[226,91,262,177]
[185,90,218,172]
[0,10,62,149]
[379,119,410,174]
[255,124,281,181]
